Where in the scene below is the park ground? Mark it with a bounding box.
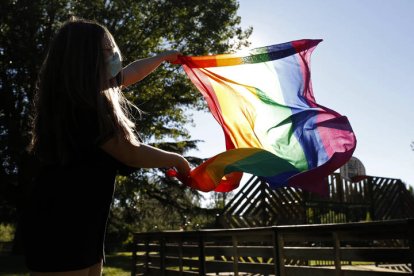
[0,252,131,276]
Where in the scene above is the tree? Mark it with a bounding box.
[408,185,414,197]
[0,0,251,251]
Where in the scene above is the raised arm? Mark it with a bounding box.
[100,135,191,178]
[122,50,180,87]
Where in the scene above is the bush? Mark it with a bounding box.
[0,224,15,242]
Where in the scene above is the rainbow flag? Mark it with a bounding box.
[176,39,356,195]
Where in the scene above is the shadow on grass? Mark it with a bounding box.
[103,252,132,276]
[0,254,29,276]
[0,253,132,276]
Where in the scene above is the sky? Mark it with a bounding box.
[186,0,414,191]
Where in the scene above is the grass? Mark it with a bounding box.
[0,252,132,276]
[103,252,132,276]
[0,254,29,276]
[0,252,377,275]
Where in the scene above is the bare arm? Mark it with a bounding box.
[122,50,180,87]
[100,135,191,177]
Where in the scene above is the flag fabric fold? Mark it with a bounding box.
[176,39,356,195]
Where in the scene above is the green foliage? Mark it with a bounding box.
[306,208,314,224]
[320,210,347,224]
[207,191,235,209]
[0,224,15,242]
[407,185,414,197]
[365,211,372,222]
[307,208,354,224]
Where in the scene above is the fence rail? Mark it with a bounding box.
[218,175,414,229]
[132,219,414,276]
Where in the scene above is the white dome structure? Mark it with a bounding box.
[340,156,366,181]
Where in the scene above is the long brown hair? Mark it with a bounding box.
[30,18,139,165]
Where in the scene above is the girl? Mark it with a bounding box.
[23,17,190,275]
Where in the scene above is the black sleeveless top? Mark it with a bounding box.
[22,109,134,272]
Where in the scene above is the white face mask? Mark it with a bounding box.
[105,50,122,79]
